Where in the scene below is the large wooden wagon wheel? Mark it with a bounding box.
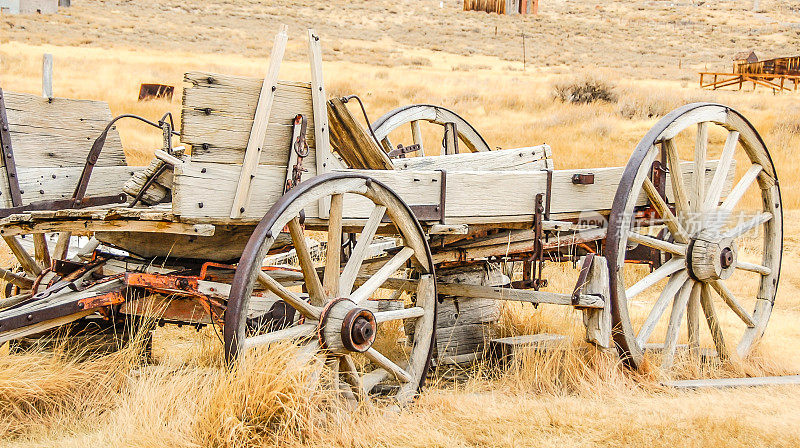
[607,103,782,374]
[226,173,437,405]
[372,104,491,156]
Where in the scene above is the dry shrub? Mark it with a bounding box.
[616,87,715,119]
[553,75,617,104]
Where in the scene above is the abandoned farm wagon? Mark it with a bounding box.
[0,27,783,405]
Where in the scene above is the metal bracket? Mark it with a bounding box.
[571,173,595,185]
[545,169,553,220]
[0,89,22,207]
[406,170,446,224]
[387,143,421,158]
[572,253,595,306]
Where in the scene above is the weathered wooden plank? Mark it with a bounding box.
[230,25,289,219]
[0,220,215,238]
[2,166,139,208]
[96,224,255,261]
[3,91,125,168]
[170,159,730,224]
[181,71,315,165]
[308,28,333,218]
[328,98,394,170]
[172,161,318,220]
[489,334,569,364]
[393,145,551,171]
[666,375,800,389]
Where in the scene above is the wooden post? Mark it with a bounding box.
[308,29,332,219]
[581,256,611,349]
[42,54,53,100]
[531,0,538,14]
[230,25,288,219]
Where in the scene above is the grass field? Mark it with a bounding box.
[2,1,800,447]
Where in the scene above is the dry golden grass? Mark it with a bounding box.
[2,1,800,446]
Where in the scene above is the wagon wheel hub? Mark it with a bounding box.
[687,231,738,282]
[318,298,377,353]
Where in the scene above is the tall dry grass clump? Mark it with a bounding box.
[196,343,332,448]
[553,75,618,104]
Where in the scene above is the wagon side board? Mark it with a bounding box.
[172,159,733,224]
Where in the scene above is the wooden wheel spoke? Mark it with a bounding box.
[257,271,321,320]
[0,267,33,290]
[33,234,51,268]
[339,204,386,297]
[636,270,689,347]
[625,257,685,299]
[643,178,689,243]
[338,354,366,401]
[700,282,729,361]
[662,280,694,370]
[374,306,425,323]
[627,231,687,256]
[720,164,762,212]
[410,120,424,155]
[350,247,414,305]
[364,347,413,383]
[323,194,344,299]
[663,139,690,213]
[703,131,739,211]
[693,122,708,212]
[287,217,325,305]
[735,261,772,276]
[361,368,389,395]
[724,212,772,239]
[686,281,701,354]
[242,323,316,350]
[709,280,756,327]
[3,236,42,277]
[53,232,71,261]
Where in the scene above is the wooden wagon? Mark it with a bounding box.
[0,28,782,405]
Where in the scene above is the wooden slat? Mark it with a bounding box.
[328,98,394,170]
[4,165,138,208]
[308,28,333,219]
[230,25,289,219]
[393,145,551,171]
[181,74,315,166]
[666,375,800,389]
[2,92,125,168]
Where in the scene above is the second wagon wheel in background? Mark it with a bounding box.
[225,173,437,405]
[372,104,491,157]
[607,103,782,376]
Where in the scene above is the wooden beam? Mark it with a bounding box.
[666,375,800,389]
[0,220,215,237]
[308,28,333,219]
[230,24,288,219]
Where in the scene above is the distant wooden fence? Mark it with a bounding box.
[463,0,538,15]
[735,56,800,76]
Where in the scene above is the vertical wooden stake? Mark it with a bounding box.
[42,54,53,100]
[582,256,611,349]
[230,24,288,219]
[308,28,332,218]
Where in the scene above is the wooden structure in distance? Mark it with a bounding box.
[699,55,800,92]
[463,0,537,15]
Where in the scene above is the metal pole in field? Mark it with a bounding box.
[522,32,526,71]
